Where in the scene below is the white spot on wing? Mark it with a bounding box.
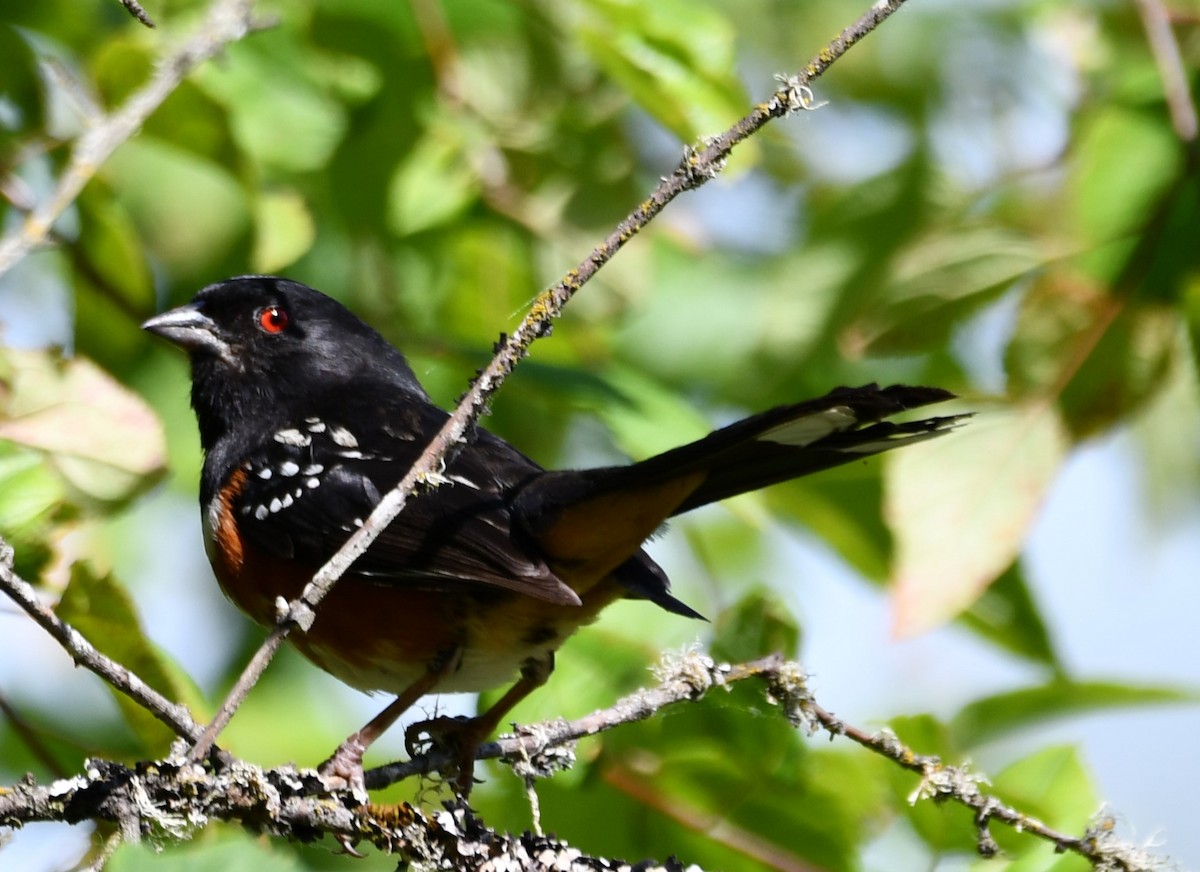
[302,464,324,475]
[254,505,269,521]
[758,406,857,447]
[269,497,282,513]
[306,477,320,489]
[274,428,312,447]
[256,467,272,480]
[279,460,300,477]
[331,426,358,448]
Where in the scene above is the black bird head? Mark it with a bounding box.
[143,276,428,451]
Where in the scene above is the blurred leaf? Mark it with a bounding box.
[0,25,46,157]
[710,588,800,663]
[887,403,1068,636]
[1007,278,1181,437]
[0,447,67,577]
[957,562,1059,670]
[988,745,1099,861]
[252,189,316,273]
[193,37,348,173]
[1069,106,1182,281]
[56,564,196,755]
[387,119,483,235]
[588,364,713,458]
[951,679,1198,748]
[852,227,1038,355]
[107,136,250,276]
[0,348,166,506]
[109,831,308,872]
[573,0,748,147]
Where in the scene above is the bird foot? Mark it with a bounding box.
[405,715,488,795]
[318,739,369,801]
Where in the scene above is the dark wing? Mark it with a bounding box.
[228,400,582,606]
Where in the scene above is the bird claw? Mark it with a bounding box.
[405,715,487,795]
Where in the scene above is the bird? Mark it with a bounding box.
[143,275,964,793]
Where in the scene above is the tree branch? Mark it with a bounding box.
[0,0,264,279]
[1131,0,1198,142]
[0,652,1165,870]
[190,0,916,762]
[0,539,202,745]
[118,0,156,29]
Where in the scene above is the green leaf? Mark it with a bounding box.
[1069,107,1182,281]
[886,401,1068,635]
[0,25,46,155]
[573,0,748,147]
[0,348,166,506]
[193,37,348,173]
[1007,280,1182,438]
[251,189,316,273]
[387,120,483,235]
[107,137,250,276]
[951,679,1198,748]
[109,831,308,872]
[55,564,199,755]
[588,364,713,459]
[988,745,1099,860]
[956,562,1059,670]
[710,588,801,663]
[0,447,67,578]
[853,227,1039,355]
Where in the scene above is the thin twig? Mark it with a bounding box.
[1132,0,1198,141]
[189,0,915,762]
[119,0,157,29]
[0,0,263,279]
[0,538,201,744]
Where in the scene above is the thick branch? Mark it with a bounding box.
[0,653,1164,871]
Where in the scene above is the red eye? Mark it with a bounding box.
[257,306,289,334]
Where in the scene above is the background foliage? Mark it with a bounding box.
[1,0,1198,869]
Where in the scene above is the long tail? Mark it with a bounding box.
[515,384,966,584]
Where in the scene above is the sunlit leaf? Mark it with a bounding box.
[988,746,1099,860]
[886,402,1068,636]
[194,38,348,173]
[107,137,250,275]
[573,0,748,148]
[388,123,483,235]
[0,348,166,505]
[252,189,316,273]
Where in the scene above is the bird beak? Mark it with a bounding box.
[142,303,228,358]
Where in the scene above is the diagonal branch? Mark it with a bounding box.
[0,652,1164,871]
[188,0,917,762]
[1131,0,1198,142]
[0,538,201,744]
[0,0,264,279]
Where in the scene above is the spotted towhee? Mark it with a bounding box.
[143,275,963,791]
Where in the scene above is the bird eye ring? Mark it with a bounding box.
[257,306,289,335]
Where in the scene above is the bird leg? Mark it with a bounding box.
[319,646,462,794]
[406,653,554,795]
